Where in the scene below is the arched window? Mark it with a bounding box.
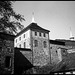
[34,40,38,47]
[43,41,47,48]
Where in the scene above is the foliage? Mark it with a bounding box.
[0,1,25,34]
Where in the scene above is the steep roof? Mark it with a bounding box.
[16,23,50,37]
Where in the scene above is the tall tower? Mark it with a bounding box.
[15,13,50,66]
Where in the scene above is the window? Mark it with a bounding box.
[19,37,21,41]
[24,42,26,48]
[34,40,38,47]
[43,33,46,37]
[24,34,25,38]
[39,32,41,36]
[16,39,17,43]
[43,41,47,48]
[19,44,21,48]
[35,32,37,36]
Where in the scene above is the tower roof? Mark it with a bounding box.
[16,23,50,37]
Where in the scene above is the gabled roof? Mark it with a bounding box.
[16,23,50,37]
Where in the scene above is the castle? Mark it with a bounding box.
[14,20,50,66]
[0,14,75,74]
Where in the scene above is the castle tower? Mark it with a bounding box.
[14,14,50,66]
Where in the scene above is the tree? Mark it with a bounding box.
[0,1,25,34]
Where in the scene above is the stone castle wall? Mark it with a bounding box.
[32,37,50,66]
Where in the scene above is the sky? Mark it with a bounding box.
[13,1,75,40]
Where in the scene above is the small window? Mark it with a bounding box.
[19,44,21,48]
[35,32,37,36]
[39,32,41,36]
[43,33,46,37]
[16,39,17,43]
[43,41,47,48]
[19,37,21,41]
[24,34,25,38]
[34,40,38,47]
[24,42,26,48]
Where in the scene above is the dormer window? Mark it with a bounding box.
[35,32,37,36]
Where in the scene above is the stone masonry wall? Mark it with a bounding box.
[32,37,50,66]
[0,37,14,74]
[20,50,32,64]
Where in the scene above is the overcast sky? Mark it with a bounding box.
[13,1,75,40]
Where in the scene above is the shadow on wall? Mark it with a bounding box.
[14,48,33,74]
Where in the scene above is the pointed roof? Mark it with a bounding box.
[16,23,50,37]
